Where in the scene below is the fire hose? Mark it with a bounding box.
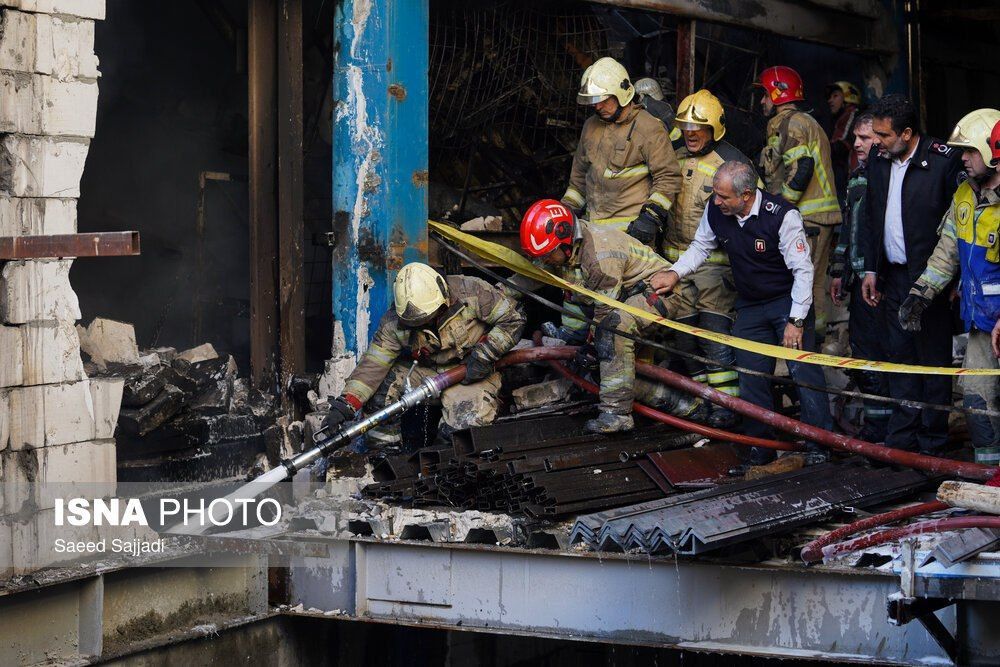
[799,501,950,563]
[817,516,1000,561]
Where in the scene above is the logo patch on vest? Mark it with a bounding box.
[763,201,778,214]
[957,201,973,226]
[754,239,766,252]
[795,239,806,253]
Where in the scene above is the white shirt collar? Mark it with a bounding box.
[736,190,762,223]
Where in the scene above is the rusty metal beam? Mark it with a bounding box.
[585,0,896,55]
[675,19,695,101]
[277,0,305,399]
[248,0,279,391]
[0,232,140,259]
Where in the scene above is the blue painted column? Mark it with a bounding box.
[331,0,429,361]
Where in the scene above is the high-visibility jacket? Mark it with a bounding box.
[760,107,842,226]
[663,133,755,265]
[913,181,1000,333]
[562,104,681,231]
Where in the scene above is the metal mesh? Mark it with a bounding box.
[429,0,610,221]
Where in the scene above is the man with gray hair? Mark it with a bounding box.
[657,160,833,466]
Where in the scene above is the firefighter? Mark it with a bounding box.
[900,109,1000,464]
[827,111,892,442]
[321,263,525,447]
[826,80,863,200]
[562,57,681,247]
[662,89,756,428]
[513,199,706,434]
[756,66,842,339]
[634,77,675,127]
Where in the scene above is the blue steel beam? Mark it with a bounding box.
[332,0,429,359]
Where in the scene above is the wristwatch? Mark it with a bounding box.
[787,317,805,328]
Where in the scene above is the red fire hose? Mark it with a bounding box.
[494,342,998,481]
[819,515,1000,561]
[800,501,950,563]
[630,359,997,481]
[533,340,801,451]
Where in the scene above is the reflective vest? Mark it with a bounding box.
[954,182,1000,332]
[760,107,841,225]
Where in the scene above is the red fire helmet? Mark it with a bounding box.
[519,199,576,258]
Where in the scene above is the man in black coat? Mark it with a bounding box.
[859,94,964,452]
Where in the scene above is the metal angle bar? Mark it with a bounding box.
[0,232,141,259]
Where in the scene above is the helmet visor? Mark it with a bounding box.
[675,120,709,132]
[577,92,610,106]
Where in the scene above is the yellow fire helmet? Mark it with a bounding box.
[674,89,726,141]
[393,262,449,327]
[577,57,634,106]
[948,108,1000,166]
[827,81,862,106]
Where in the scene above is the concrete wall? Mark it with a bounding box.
[0,0,123,577]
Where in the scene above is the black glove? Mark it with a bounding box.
[625,207,660,245]
[322,396,357,432]
[462,348,494,385]
[573,343,599,372]
[898,293,931,332]
[541,320,589,346]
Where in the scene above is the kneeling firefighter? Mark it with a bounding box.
[508,199,706,434]
[323,263,525,447]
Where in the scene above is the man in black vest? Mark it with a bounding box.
[858,94,964,453]
[657,161,833,465]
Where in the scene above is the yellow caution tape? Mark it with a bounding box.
[430,220,1000,376]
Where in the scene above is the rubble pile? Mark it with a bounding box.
[80,318,281,482]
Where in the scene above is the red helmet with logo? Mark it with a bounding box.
[991,119,1000,167]
[756,66,804,106]
[520,199,576,258]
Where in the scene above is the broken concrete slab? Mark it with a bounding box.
[175,342,218,364]
[0,325,24,388]
[0,259,80,324]
[7,379,119,449]
[121,364,168,407]
[0,0,105,21]
[117,384,184,437]
[149,346,177,363]
[3,438,116,513]
[0,196,77,237]
[511,378,572,412]
[78,317,139,367]
[459,215,502,232]
[20,320,85,385]
[0,72,97,136]
[188,356,237,415]
[0,390,9,450]
[0,10,99,81]
[10,507,99,575]
[0,134,90,198]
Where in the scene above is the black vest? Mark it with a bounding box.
[706,191,794,303]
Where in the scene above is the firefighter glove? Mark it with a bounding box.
[898,294,931,332]
[626,207,660,245]
[462,347,494,385]
[323,396,357,432]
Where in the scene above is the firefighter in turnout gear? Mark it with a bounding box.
[903,108,1000,464]
[512,200,707,434]
[562,57,681,247]
[663,89,755,428]
[322,263,525,447]
[756,66,842,338]
[634,77,675,127]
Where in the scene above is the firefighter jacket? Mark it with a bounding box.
[343,275,525,404]
[759,106,842,225]
[912,182,1000,333]
[505,221,672,334]
[561,104,681,231]
[663,135,755,266]
[860,136,965,282]
[829,163,869,283]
